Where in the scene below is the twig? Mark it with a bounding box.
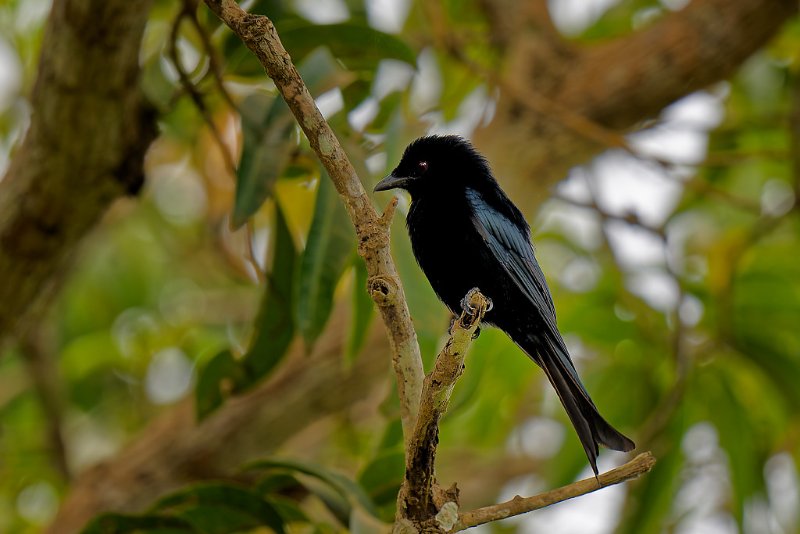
[185,0,239,113]
[201,0,424,440]
[169,4,238,178]
[454,452,656,531]
[396,289,491,526]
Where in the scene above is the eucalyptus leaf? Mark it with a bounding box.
[242,203,297,380]
[345,258,374,365]
[233,48,354,228]
[153,483,285,534]
[194,349,242,421]
[293,168,356,348]
[246,457,378,517]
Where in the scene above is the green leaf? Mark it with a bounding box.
[232,48,354,228]
[702,365,765,524]
[195,205,297,420]
[242,204,297,380]
[266,495,310,523]
[81,514,194,534]
[246,458,378,517]
[280,23,416,70]
[293,168,356,348]
[357,450,405,506]
[256,473,303,495]
[153,483,285,534]
[345,258,374,365]
[194,349,243,421]
[233,92,296,228]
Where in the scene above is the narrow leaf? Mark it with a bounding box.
[246,458,378,517]
[345,258,374,365]
[233,48,354,227]
[233,93,295,228]
[357,450,405,506]
[153,483,285,534]
[194,349,243,421]
[242,204,297,381]
[293,168,356,348]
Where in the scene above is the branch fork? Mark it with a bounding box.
[396,288,491,530]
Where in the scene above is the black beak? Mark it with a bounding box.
[374,173,412,192]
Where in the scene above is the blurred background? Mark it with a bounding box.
[1,0,799,532]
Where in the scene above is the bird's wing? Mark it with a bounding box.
[465,188,584,382]
[465,188,557,320]
[466,189,635,468]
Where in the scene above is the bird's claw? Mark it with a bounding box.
[460,288,493,315]
[460,289,478,315]
[472,326,482,340]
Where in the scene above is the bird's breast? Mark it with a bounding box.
[406,197,501,316]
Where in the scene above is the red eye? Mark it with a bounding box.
[418,160,428,172]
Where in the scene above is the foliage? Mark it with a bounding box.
[0,1,799,533]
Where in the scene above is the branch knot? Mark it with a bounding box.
[368,275,398,306]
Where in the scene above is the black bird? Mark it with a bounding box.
[374,135,634,474]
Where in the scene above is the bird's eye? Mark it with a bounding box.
[417,160,428,172]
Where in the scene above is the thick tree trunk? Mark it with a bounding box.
[0,0,157,345]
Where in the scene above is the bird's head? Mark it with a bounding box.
[374,135,493,197]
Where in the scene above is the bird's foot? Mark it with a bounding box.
[460,288,493,315]
[472,326,482,340]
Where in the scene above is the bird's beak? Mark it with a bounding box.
[374,173,412,192]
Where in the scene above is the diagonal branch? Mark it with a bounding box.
[455,452,657,531]
[201,0,424,440]
[396,289,491,527]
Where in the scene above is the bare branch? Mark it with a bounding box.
[396,290,491,526]
[168,4,238,178]
[455,452,657,531]
[201,0,424,439]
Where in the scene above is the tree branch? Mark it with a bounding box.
[396,290,491,527]
[0,0,158,346]
[473,0,796,215]
[564,0,796,128]
[454,452,657,531]
[201,0,424,440]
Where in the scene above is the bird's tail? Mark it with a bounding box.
[520,333,635,476]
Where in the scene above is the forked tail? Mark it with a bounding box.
[521,333,635,475]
